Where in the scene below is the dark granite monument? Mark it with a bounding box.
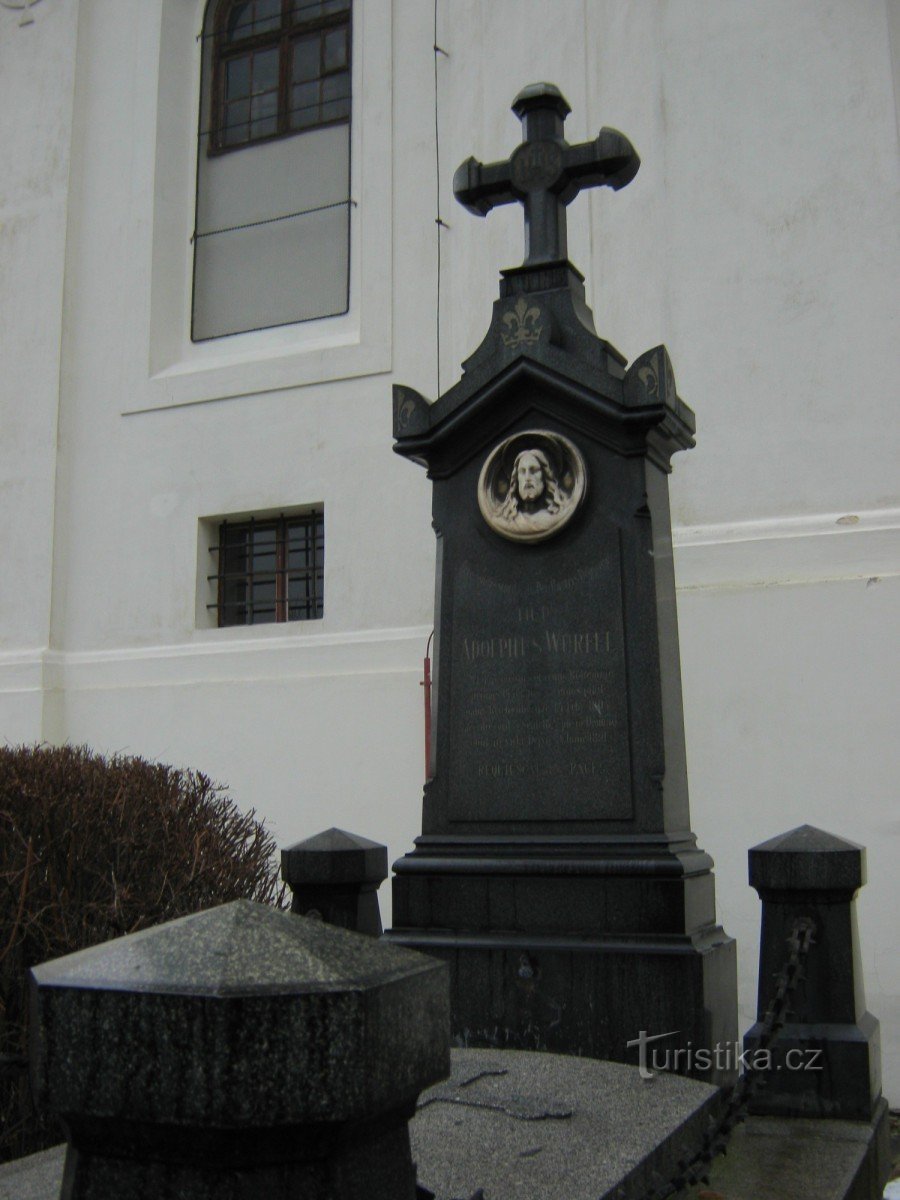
[386,83,737,1081]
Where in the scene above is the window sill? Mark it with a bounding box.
[126,306,390,414]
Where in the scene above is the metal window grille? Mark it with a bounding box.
[210,0,352,153]
[210,511,324,626]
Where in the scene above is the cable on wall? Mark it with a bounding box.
[434,0,449,399]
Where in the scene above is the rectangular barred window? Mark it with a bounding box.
[211,511,324,626]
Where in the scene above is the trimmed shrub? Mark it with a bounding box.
[0,743,286,1162]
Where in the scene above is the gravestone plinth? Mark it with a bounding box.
[386,83,736,1082]
[29,900,449,1199]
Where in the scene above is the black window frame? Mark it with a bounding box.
[210,0,352,156]
[210,511,325,627]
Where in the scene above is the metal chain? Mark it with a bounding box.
[638,916,817,1200]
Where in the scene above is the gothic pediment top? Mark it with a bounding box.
[393,350,694,478]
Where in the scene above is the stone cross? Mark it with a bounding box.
[453,82,640,268]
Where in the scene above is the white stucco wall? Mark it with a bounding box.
[0,0,897,1101]
[0,0,79,736]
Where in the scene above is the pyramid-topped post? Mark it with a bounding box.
[745,825,884,1121]
[282,827,388,935]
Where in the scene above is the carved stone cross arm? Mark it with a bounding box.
[453,83,640,268]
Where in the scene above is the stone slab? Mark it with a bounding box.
[410,1048,720,1199]
[1,1061,889,1200]
[0,1145,64,1200]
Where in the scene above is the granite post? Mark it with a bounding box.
[745,825,887,1123]
[28,900,449,1199]
[386,83,736,1083]
[282,827,388,935]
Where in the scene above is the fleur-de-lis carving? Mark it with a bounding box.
[396,396,416,429]
[637,354,660,399]
[500,297,543,348]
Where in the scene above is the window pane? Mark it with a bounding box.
[250,91,278,138]
[291,80,319,128]
[226,2,253,40]
[253,0,281,33]
[226,0,281,40]
[225,56,250,101]
[250,92,278,117]
[321,72,350,122]
[292,35,320,83]
[223,122,249,146]
[322,72,349,100]
[251,577,276,618]
[252,47,279,94]
[251,526,276,563]
[220,526,250,625]
[223,97,250,144]
[322,0,350,14]
[324,28,347,71]
[288,576,310,618]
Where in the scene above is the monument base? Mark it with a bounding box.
[387,832,738,1085]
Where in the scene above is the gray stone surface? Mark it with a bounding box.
[28,900,450,1199]
[749,823,866,893]
[3,1057,889,1200]
[282,827,388,885]
[684,1102,891,1200]
[0,1145,64,1200]
[32,899,448,1126]
[410,1048,720,1199]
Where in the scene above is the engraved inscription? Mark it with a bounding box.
[510,140,563,192]
[447,550,632,822]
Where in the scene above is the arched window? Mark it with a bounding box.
[193,0,352,341]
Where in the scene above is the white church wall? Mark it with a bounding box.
[0,0,79,738]
[679,568,900,1116]
[0,0,896,1101]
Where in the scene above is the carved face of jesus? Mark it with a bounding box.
[516,452,545,503]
